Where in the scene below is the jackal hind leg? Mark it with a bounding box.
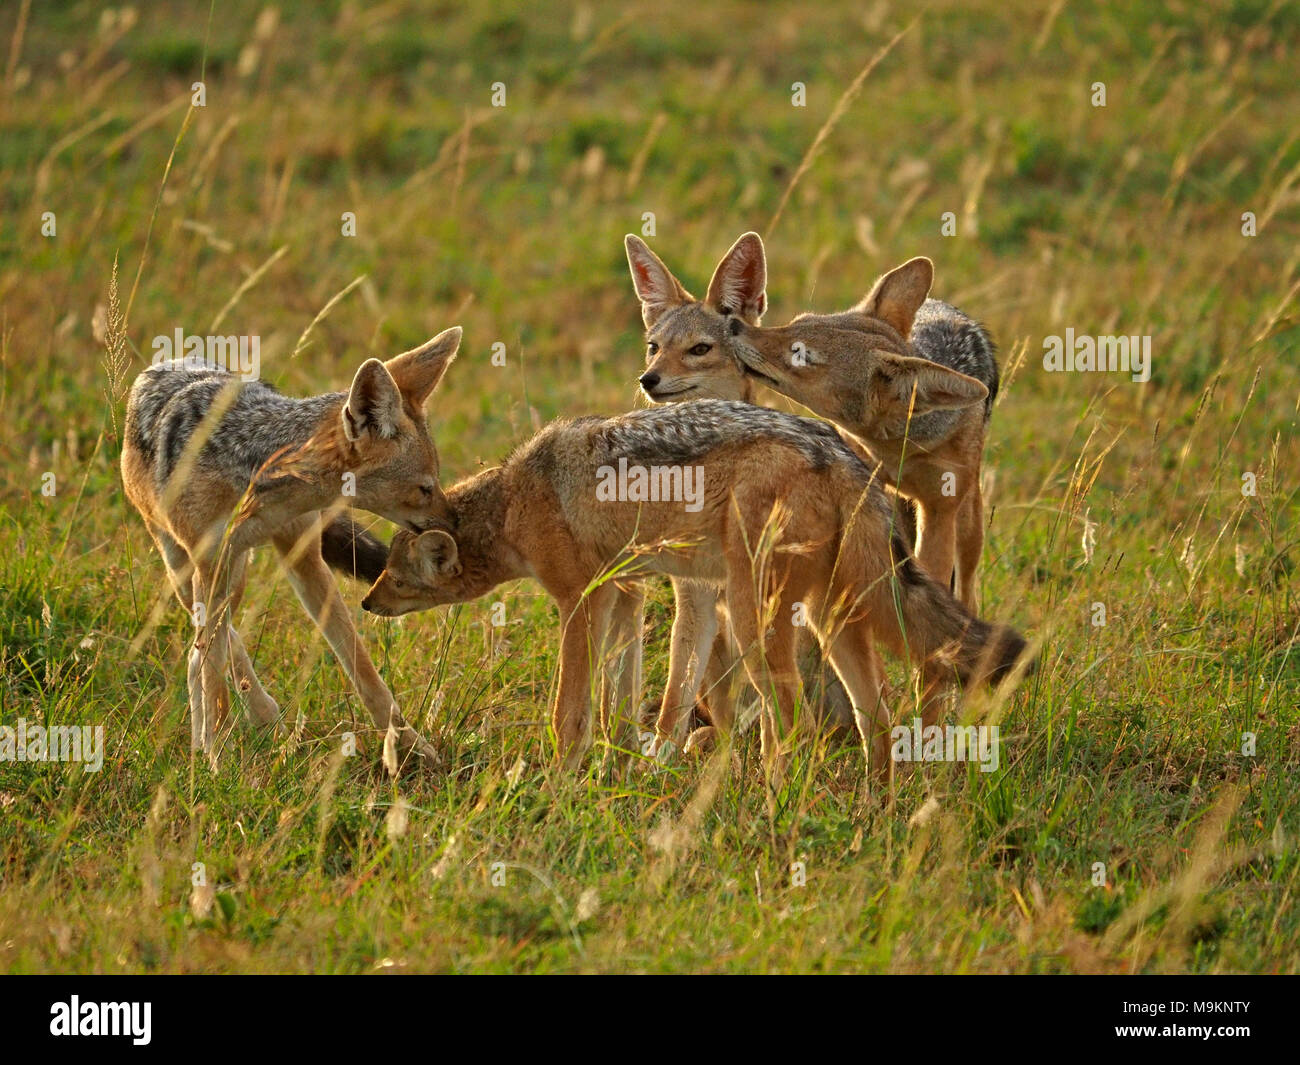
[223,552,280,730]
[818,617,893,789]
[147,525,205,752]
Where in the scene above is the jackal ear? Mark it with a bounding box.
[706,231,767,324]
[343,359,403,441]
[625,235,692,328]
[384,326,461,409]
[856,257,934,338]
[876,352,988,415]
[413,529,459,578]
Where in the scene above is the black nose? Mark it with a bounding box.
[361,596,372,612]
[639,372,660,391]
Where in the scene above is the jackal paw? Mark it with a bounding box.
[383,725,443,776]
[682,726,717,757]
[241,689,280,729]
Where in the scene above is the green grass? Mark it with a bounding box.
[1,0,1297,973]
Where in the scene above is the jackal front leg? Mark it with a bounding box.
[552,586,619,771]
[274,524,440,774]
[913,496,959,594]
[600,583,645,750]
[953,482,984,609]
[654,578,720,758]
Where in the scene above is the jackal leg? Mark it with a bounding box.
[600,584,645,749]
[725,564,803,776]
[654,578,720,753]
[913,496,959,594]
[222,553,279,729]
[819,618,892,785]
[148,525,207,751]
[911,497,960,731]
[151,528,276,733]
[551,583,617,769]
[273,522,438,773]
[191,556,234,764]
[699,613,743,734]
[953,482,984,609]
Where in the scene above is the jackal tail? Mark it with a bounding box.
[321,515,389,583]
[885,535,1028,688]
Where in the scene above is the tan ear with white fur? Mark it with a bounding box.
[876,352,988,416]
[384,326,461,409]
[855,257,934,338]
[413,529,459,578]
[343,359,403,441]
[705,231,767,324]
[625,235,692,328]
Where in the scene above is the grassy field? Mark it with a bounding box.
[1,0,1298,974]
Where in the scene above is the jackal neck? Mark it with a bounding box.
[256,394,352,495]
[444,467,524,596]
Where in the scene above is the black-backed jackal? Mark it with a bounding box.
[627,233,997,609]
[362,400,1027,781]
[121,328,461,772]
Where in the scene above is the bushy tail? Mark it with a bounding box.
[320,514,388,583]
[882,535,1028,688]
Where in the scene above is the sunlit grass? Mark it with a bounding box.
[0,0,1296,973]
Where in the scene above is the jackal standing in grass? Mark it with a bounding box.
[362,400,1027,780]
[628,233,997,609]
[121,328,462,773]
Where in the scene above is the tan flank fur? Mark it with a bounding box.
[121,328,463,773]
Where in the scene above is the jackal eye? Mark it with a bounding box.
[391,578,405,590]
[688,342,712,356]
[646,342,659,357]
[419,484,435,498]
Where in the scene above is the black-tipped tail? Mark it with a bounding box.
[886,535,1030,688]
[321,515,388,583]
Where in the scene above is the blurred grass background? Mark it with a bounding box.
[0,0,1297,973]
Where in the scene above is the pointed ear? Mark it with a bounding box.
[413,529,459,578]
[625,235,692,328]
[875,352,988,416]
[342,359,403,441]
[855,257,934,338]
[384,326,461,409]
[705,231,767,324]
